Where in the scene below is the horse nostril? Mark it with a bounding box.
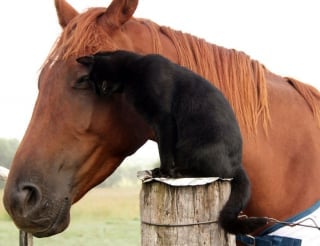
[3,182,43,219]
[22,184,41,208]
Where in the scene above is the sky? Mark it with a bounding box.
[0,0,319,141]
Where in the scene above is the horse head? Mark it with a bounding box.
[3,0,161,237]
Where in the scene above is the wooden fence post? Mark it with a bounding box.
[139,175,236,246]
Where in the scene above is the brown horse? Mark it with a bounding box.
[3,0,320,239]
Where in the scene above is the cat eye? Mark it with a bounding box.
[73,75,92,90]
[101,80,108,94]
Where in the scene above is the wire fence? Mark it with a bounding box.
[0,166,33,246]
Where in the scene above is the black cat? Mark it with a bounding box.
[77,50,267,234]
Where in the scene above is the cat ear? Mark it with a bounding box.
[76,56,94,67]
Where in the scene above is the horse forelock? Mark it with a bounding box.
[47,8,118,63]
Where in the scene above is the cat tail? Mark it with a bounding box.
[218,168,268,234]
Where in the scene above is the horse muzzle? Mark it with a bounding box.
[3,181,71,237]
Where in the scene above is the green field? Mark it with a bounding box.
[0,187,141,245]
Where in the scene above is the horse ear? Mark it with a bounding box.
[55,0,79,28]
[76,56,94,67]
[103,0,138,28]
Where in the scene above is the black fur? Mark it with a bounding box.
[76,50,268,234]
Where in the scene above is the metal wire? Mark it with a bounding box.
[141,219,218,227]
[0,166,33,246]
[267,217,320,230]
[142,215,320,231]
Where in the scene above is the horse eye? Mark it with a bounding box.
[74,75,92,90]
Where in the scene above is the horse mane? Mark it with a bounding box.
[47,7,320,132]
[158,25,270,133]
[142,22,320,132]
[286,77,320,125]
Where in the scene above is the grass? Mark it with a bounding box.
[0,186,141,245]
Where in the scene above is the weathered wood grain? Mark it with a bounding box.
[140,180,236,245]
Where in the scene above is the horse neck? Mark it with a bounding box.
[140,20,270,135]
[146,23,320,132]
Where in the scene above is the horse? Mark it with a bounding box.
[3,0,320,241]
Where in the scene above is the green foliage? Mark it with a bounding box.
[0,138,19,168]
